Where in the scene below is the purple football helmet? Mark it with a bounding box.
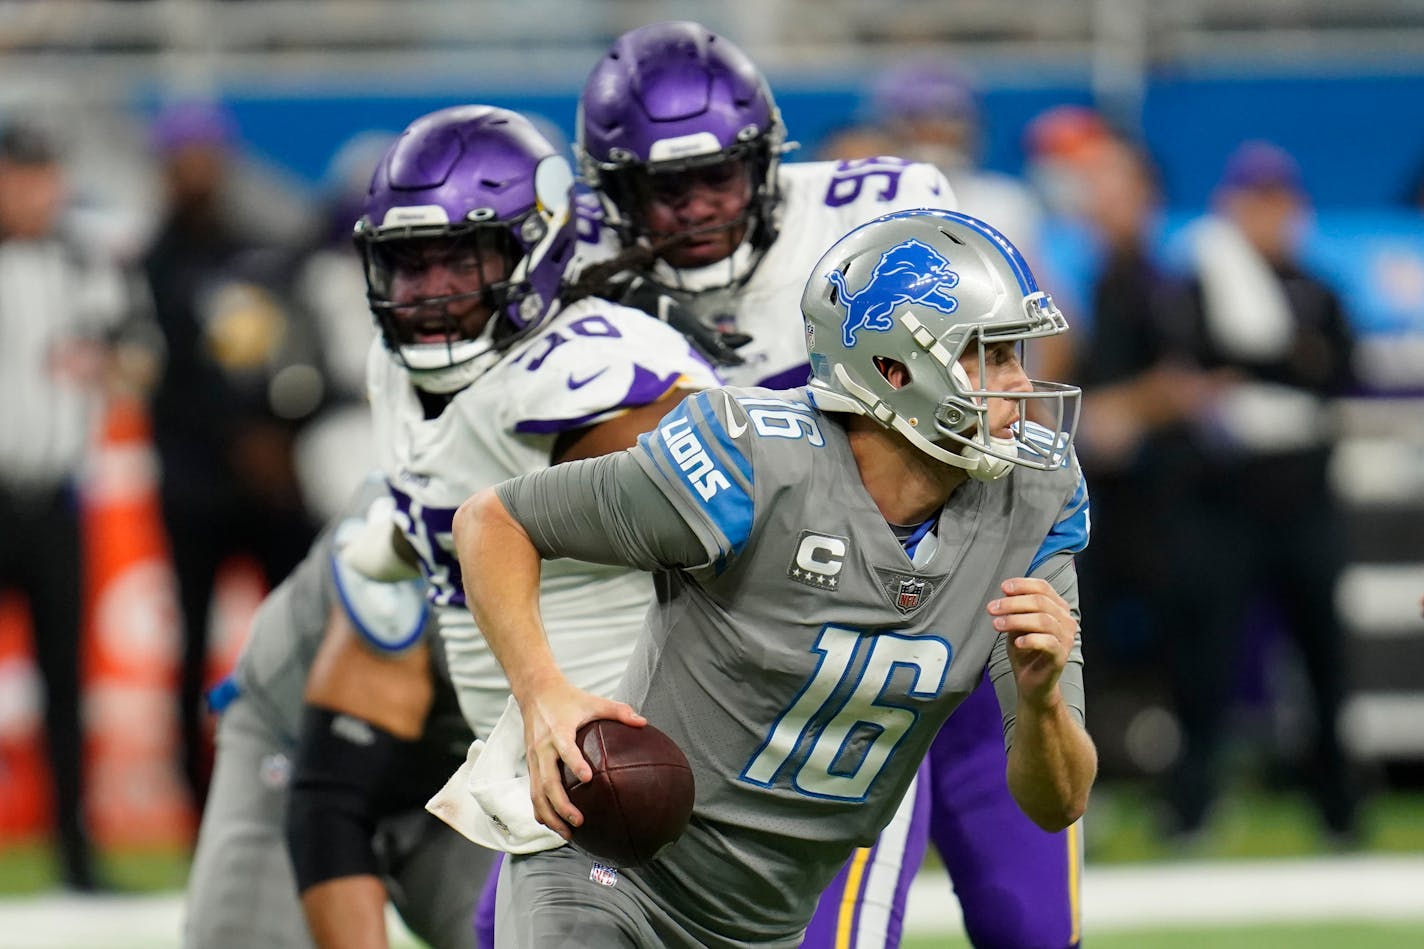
[576,21,787,261]
[355,105,576,393]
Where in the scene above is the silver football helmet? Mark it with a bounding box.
[802,208,1079,481]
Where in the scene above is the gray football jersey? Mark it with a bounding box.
[609,386,1089,943]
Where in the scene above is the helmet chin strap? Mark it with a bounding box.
[957,436,1017,482]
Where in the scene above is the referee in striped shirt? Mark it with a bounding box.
[0,117,155,891]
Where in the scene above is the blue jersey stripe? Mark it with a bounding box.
[691,391,754,484]
[1030,472,1090,573]
[644,397,754,558]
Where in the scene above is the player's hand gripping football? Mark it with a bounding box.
[987,577,1079,710]
[519,677,646,840]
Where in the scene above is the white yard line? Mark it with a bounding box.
[904,854,1424,933]
[1,855,1422,947]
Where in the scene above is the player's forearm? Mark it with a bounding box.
[453,488,561,702]
[300,876,390,949]
[1006,692,1097,831]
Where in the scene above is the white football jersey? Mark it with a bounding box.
[367,297,721,737]
[574,157,956,389]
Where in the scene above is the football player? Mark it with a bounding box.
[184,480,488,949]
[355,101,717,745]
[192,104,722,949]
[453,208,1096,949]
[568,22,1085,949]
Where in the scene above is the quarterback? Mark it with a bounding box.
[569,21,1085,948]
[455,209,1096,948]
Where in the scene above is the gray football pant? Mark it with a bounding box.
[184,696,497,948]
[495,847,805,949]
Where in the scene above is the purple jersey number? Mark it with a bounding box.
[519,315,624,373]
[388,485,463,607]
[824,157,912,208]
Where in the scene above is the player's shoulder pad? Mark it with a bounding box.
[633,386,765,559]
[780,158,956,221]
[896,160,956,208]
[330,515,429,653]
[503,297,720,437]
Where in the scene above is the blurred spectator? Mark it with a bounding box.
[814,121,898,162]
[289,129,394,523]
[0,116,155,890]
[1022,105,1113,224]
[1403,153,1424,211]
[861,60,1071,382]
[140,101,322,812]
[863,58,1042,248]
[1066,133,1223,775]
[1156,140,1362,843]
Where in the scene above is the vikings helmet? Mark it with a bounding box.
[802,208,1080,481]
[355,105,576,393]
[576,21,787,264]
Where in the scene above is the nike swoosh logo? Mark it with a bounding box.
[722,391,748,438]
[567,369,607,390]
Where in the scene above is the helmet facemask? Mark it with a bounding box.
[357,201,569,392]
[583,131,782,296]
[357,108,577,394]
[363,225,516,347]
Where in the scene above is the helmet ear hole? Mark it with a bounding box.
[873,356,911,389]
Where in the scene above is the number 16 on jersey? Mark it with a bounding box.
[740,624,952,802]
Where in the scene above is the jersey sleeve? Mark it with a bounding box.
[496,450,710,571]
[989,553,1086,749]
[1029,449,1090,573]
[506,300,721,437]
[628,388,758,571]
[798,158,958,231]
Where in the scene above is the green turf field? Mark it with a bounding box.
[3,783,1423,947]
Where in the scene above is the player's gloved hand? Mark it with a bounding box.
[518,676,646,840]
[987,577,1079,709]
[616,276,751,368]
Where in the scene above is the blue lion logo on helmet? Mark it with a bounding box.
[827,238,960,347]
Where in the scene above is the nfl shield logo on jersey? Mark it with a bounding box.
[896,578,925,612]
[589,862,619,887]
[873,568,943,615]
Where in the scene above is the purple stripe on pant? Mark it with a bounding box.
[475,852,500,949]
[803,672,1079,949]
[929,671,1079,949]
[800,769,930,949]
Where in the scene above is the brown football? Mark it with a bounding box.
[559,719,695,866]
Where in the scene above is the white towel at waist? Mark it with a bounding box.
[426,696,566,854]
